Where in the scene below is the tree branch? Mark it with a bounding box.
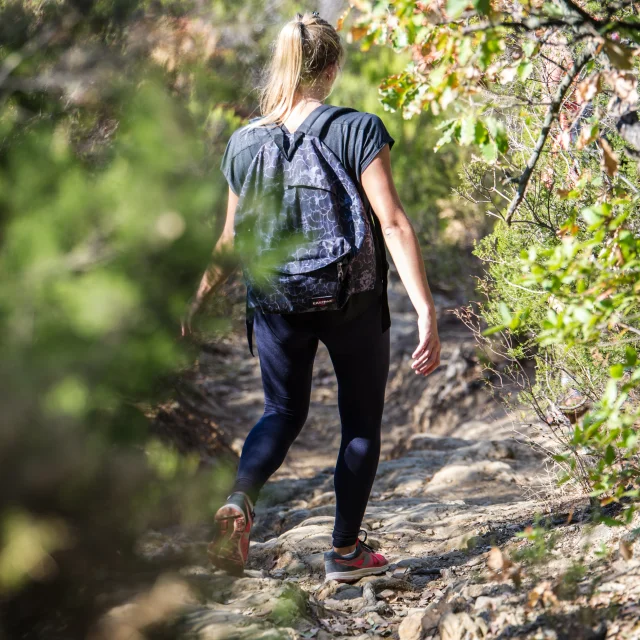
[558,0,601,30]
[505,45,596,225]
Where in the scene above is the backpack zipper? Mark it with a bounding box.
[337,260,345,282]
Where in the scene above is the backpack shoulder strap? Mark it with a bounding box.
[297,105,357,139]
[262,123,287,158]
[257,106,358,161]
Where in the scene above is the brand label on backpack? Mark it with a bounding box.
[312,297,336,307]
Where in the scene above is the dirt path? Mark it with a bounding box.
[131,280,640,640]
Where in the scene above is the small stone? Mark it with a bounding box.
[439,611,488,640]
[323,596,365,612]
[461,585,487,599]
[474,595,503,611]
[243,569,266,579]
[398,611,425,640]
[364,611,386,627]
[332,584,363,600]
[314,580,339,600]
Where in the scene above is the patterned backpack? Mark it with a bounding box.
[234,105,382,318]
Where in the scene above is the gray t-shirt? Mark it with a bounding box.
[220,107,395,196]
[220,106,394,330]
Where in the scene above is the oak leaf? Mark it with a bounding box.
[600,138,619,178]
[575,73,601,104]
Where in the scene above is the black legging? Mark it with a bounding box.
[232,300,390,547]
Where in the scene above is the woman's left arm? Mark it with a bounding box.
[361,145,441,377]
[181,188,239,335]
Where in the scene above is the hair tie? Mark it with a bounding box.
[312,11,320,17]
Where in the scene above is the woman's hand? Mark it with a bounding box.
[411,311,441,376]
[181,297,202,337]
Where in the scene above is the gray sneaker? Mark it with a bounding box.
[324,532,388,582]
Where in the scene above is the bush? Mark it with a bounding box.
[351,0,640,520]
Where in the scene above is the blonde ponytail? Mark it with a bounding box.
[252,12,344,128]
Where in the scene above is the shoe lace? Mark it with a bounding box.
[358,529,375,554]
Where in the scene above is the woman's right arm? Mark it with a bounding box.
[361,145,441,377]
[181,188,239,335]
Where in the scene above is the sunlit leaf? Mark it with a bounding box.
[498,301,512,325]
[610,364,624,379]
[446,0,469,19]
[481,139,498,163]
[581,207,604,227]
[575,73,602,104]
[482,324,506,336]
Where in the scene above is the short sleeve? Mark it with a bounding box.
[220,132,243,196]
[358,114,395,175]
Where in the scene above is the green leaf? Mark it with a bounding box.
[494,129,509,154]
[623,429,638,449]
[610,364,624,379]
[459,116,477,146]
[447,0,470,19]
[434,120,460,152]
[572,424,584,445]
[581,207,604,227]
[482,324,506,336]
[428,64,447,88]
[474,121,488,145]
[458,37,474,65]
[498,301,512,325]
[473,0,491,15]
[604,444,616,465]
[604,379,618,406]
[517,61,533,81]
[625,347,637,367]
[481,140,498,163]
[484,118,509,153]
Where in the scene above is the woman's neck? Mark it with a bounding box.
[283,95,325,133]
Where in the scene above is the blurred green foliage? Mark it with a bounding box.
[0,0,243,635]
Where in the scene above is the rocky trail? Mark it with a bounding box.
[120,281,640,640]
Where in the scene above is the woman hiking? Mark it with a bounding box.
[183,12,441,582]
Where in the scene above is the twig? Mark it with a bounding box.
[616,321,640,337]
[461,18,578,34]
[502,278,544,294]
[505,45,596,225]
[558,0,602,31]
